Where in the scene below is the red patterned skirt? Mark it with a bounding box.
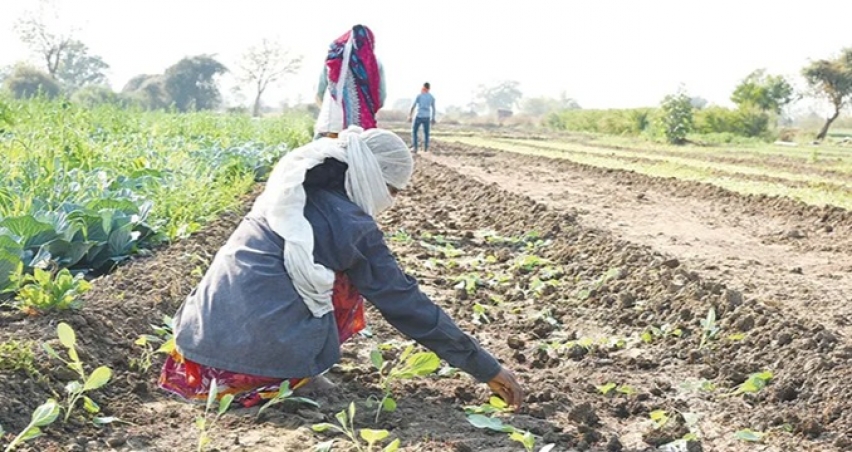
[158,273,365,407]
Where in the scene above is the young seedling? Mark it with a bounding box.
[368,345,440,422]
[537,309,560,327]
[130,334,162,373]
[731,371,773,396]
[312,402,400,452]
[466,414,516,433]
[472,303,491,325]
[3,399,60,452]
[42,322,112,422]
[650,410,670,429]
[464,396,513,415]
[454,273,483,297]
[388,230,413,243]
[641,323,683,344]
[699,307,720,349]
[131,315,176,373]
[510,430,537,452]
[528,277,559,297]
[256,380,320,418]
[575,267,623,301]
[597,382,617,395]
[196,378,234,452]
[597,383,637,396]
[467,414,554,452]
[514,255,550,272]
[735,429,765,443]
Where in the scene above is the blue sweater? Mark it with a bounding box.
[412,92,436,120]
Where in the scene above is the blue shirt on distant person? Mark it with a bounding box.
[412,91,435,120]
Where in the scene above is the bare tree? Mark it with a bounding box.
[14,0,77,77]
[238,39,302,117]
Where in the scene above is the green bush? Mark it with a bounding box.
[545,108,653,135]
[659,91,694,144]
[545,103,773,142]
[13,268,92,313]
[694,106,770,138]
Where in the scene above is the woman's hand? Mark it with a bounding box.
[487,366,523,411]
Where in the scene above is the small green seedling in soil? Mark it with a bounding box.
[537,309,560,327]
[42,322,112,422]
[130,334,162,373]
[467,414,554,452]
[466,414,516,433]
[13,267,92,314]
[641,323,683,344]
[196,378,234,452]
[597,383,617,395]
[472,303,491,325]
[509,430,555,452]
[699,307,720,349]
[368,345,440,422]
[3,399,60,452]
[528,277,559,297]
[597,383,637,396]
[510,430,536,452]
[515,255,550,272]
[650,410,670,429]
[131,315,176,372]
[454,273,483,296]
[575,267,622,301]
[464,396,512,415]
[312,402,400,452]
[735,429,765,442]
[731,371,773,396]
[256,380,320,418]
[388,230,413,243]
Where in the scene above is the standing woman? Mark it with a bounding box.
[314,25,387,139]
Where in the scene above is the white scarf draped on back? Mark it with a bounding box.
[250,126,412,317]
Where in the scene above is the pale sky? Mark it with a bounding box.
[2,0,851,111]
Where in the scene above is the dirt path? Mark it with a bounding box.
[424,142,852,341]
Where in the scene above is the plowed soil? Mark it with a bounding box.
[2,148,851,452]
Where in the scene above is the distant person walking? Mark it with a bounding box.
[409,83,436,153]
[314,24,387,139]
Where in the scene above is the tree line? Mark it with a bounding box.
[1,0,302,116]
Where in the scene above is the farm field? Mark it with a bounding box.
[2,117,852,451]
[5,1,852,451]
[441,133,852,210]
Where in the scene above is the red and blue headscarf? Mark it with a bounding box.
[325,25,381,130]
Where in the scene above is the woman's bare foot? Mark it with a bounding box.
[294,374,336,395]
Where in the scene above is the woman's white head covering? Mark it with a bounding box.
[250,126,413,317]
